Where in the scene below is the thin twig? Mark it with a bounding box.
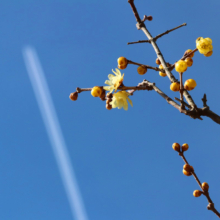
[178,151,220,218]
[202,94,208,107]
[127,23,186,45]
[154,23,187,41]
[179,72,185,111]
[174,97,191,109]
[127,60,165,73]
[127,39,151,45]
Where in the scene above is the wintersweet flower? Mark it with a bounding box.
[103,68,124,93]
[196,37,213,55]
[110,91,133,111]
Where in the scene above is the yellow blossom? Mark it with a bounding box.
[196,37,213,55]
[110,91,133,110]
[103,68,124,93]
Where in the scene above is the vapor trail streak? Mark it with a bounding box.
[23,46,89,220]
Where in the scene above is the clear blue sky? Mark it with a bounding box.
[1,0,220,219]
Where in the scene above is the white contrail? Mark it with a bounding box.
[23,46,89,220]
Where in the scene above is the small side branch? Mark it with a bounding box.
[127,60,165,73]
[178,151,220,218]
[202,94,208,107]
[154,23,187,41]
[175,97,191,109]
[128,23,186,45]
[127,0,142,23]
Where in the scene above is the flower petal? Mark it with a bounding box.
[108,74,115,80]
[127,97,133,107]
[105,80,112,85]
[103,86,111,91]
[123,100,128,110]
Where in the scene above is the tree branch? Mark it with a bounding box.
[127,23,186,45]
[178,151,220,218]
[127,1,197,110]
[127,60,165,73]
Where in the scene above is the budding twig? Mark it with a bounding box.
[169,48,198,70]
[127,60,165,73]
[178,151,220,218]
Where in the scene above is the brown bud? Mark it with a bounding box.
[147,15,153,21]
[172,143,180,152]
[69,92,78,101]
[106,93,113,99]
[118,64,127,70]
[100,89,106,101]
[106,103,112,110]
[183,164,192,172]
[182,143,189,152]
[183,169,192,176]
[193,190,202,197]
[106,98,112,105]
[156,58,161,65]
[202,182,209,191]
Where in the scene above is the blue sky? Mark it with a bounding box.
[1,0,220,219]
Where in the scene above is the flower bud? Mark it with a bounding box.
[172,143,180,152]
[196,37,213,55]
[184,79,197,91]
[175,60,187,73]
[137,66,147,75]
[159,64,166,77]
[117,57,128,66]
[106,103,112,110]
[182,143,189,152]
[156,58,161,65]
[170,82,180,92]
[185,57,193,67]
[204,51,213,57]
[91,86,103,97]
[185,49,194,58]
[147,15,153,21]
[193,190,202,197]
[202,182,209,191]
[183,169,192,176]
[183,164,192,172]
[100,89,106,100]
[69,92,78,101]
[118,64,127,70]
[106,98,112,105]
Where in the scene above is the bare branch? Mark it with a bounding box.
[127,23,186,45]
[127,39,151,45]
[154,23,187,41]
[175,97,191,109]
[198,107,220,124]
[202,94,208,107]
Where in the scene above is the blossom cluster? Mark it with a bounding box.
[70,37,213,111]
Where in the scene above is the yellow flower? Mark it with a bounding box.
[103,68,124,93]
[196,37,213,55]
[110,91,133,110]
